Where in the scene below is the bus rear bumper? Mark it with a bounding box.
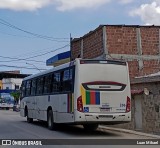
[75,112,131,123]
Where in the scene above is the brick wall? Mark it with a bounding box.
[106,26,137,55]
[71,27,103,59]
[71,39,81,60]
[71,25,160,78]
[128,61,139,78]
[83,28,103,59]
[141,27,159,55]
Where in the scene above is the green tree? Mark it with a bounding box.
[10,91,20,104]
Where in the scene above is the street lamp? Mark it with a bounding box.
[26,63,41,72]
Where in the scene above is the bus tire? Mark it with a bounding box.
[27,116,33,123]
[47,110,56,130]
[26,108,33,123]
[83,124,99,131]
[6,107,9,110]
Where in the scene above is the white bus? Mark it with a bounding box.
[20,58,131,131]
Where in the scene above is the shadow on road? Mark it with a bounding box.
[22,120,120,137]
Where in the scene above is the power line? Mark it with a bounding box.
[0,64,47,70]
[0,44,69,62]
[0,30,36,39]
[11,45,65,59]
[0,18,68,39]
[0,30,69,42]
[20,44,70,60]
[0,56,45,63]
[0,18,69,42]
[0,60,46,67]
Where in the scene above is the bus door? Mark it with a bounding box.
[34,77,44,120]
[26,96,36,118]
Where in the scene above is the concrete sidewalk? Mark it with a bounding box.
[100,125,160,139]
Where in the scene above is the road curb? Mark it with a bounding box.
[99,126,160,139]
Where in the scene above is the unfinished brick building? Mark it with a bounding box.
[71,25,160,79]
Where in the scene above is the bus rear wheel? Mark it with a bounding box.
[83,124,99,131]
[47,110,56,130]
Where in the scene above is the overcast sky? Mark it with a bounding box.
[0,0,159,74]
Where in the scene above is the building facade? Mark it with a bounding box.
[108,75,160,134]
[2,78,22,90]
[71,25,160,78]
[0,71,30,91]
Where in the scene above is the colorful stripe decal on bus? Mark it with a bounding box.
[68,93,74,113]
[81,85,100,105]
[81,85,86,105]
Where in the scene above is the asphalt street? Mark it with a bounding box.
[0,110,159,148]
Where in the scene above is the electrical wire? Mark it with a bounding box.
[0,44,69,63]
[0,18,69,42]
[0,30,69,42]
[0,55,45,63]
[0,65,47,70]
[11,45,64,59]
[18,44,70,60]
[0,30,37,39]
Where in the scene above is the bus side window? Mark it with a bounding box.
[44,75,52,94]
[21,81,26,98]
[69,69,73,80]
[36,77,44,95]
[62,68,73,92]
[31,79,36,96]
[26,80,31,96]
[70,68,74,91]
[52,73,61,93]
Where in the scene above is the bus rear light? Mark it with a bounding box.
[77,96,83,112]
[126,96,131,112]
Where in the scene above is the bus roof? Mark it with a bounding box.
[23,61,74,81]
[23,58,126,81]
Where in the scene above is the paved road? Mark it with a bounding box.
[0,110,159,148]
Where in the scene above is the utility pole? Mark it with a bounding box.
[70,33,72,61]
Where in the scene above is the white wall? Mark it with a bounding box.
[2,78,23,90]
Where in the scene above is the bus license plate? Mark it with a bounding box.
[100,108,110,112]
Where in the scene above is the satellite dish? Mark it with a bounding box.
[144,88,149,95]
